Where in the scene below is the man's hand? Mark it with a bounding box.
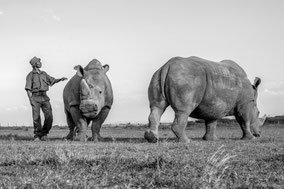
[30,99,34,107]
[60,77,68,82]
[52,77,68,85]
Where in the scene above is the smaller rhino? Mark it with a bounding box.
[63,59,113,141]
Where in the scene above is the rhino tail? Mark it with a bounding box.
[159,65,169,101]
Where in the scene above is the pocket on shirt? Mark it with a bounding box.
[32,80,41,89]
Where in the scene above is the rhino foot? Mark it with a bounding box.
[202,135,218,141]
[241,135,255,140]
[63,131,74,141]
[144,130,158,143]
[88,135,104,142]
[178,137,191,143]
[73,134,88,142]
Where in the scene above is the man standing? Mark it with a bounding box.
[25,56,68,141]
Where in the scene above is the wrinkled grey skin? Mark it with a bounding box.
[145,56,266,143]
[63,59,113,142]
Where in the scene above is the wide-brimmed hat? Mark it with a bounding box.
[30,56,41,66]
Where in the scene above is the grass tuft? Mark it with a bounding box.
[199,145,236,189]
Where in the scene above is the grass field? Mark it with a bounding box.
[0,123,283,188]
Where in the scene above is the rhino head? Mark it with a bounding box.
[74,59,109,119]
[238,77,266,138]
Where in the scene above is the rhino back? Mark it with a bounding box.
[162,56,252,119]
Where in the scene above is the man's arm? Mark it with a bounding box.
[51,77,68,86]
[25,72,33,106]
[56,77,68,83]
[46,72,68,86]
[26,90,33,106]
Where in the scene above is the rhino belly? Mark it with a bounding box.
[190,100,234,120]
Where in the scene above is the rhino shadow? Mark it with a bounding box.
[0,134,242,143]
[0,135,66,141]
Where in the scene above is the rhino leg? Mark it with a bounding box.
[144,106,166,143]
[202,120,218,141]
[64,109,76,140]
[171,112,190,143]
[74,118,88,142]
[90,107,110,142]
[69,106,88,142]
[241,121,255,140]
[235,116,255,140]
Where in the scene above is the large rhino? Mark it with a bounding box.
[144,56,266,143]
[63,59,113,141]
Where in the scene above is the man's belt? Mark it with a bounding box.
[32,91,47,96]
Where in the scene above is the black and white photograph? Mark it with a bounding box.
[0,0,283,188]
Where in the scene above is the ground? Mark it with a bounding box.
[0,122,283,188]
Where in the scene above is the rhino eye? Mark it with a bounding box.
[99,91,102,94]
[88,83,94,88]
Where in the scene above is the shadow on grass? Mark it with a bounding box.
[0,134,148,143]
[0,134,241,143]
[0,134,179,143]
[0,135,65,141]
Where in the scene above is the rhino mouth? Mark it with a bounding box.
[253,133,260,137]
[79,102,98,118]
[251,127,261,137]
[251,128,261,138]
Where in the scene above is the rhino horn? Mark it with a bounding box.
[259,114,267,126]
[81,79,91,93]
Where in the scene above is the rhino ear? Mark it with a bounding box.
[253,77,261,90]
[102,64,109,72]
[74,65,84,77]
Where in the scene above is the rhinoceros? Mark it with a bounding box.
[144,56,266,143]
[63,59,113,141]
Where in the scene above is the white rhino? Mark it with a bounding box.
[144,56,266,143]
[63,59,113,141]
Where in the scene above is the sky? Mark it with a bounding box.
[0,0,284,126]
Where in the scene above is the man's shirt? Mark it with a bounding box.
[25,69,56,92]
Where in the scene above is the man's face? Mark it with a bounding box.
[35,61,42,68]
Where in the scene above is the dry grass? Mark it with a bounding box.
[0,124,283,188]
[199,145,236,189]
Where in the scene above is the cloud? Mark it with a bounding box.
[264,89,284,96]
[44,9,61,22]
[0,11,3,15]
[262,81,284,96]
[6,105,29,112]
[264,81,284,88]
